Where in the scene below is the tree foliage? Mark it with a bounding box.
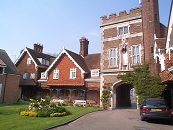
[118,64,164,104]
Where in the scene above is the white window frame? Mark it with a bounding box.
[23,73,28,79]
[91,69,99,77]
[109,48,118,67]
[30,73,35,79]
[70,68,76,79]
[118,26,129,35]
[131,45,141,65]
[27,58,31,65]
[53,69,59,79]
[41,72,47,79]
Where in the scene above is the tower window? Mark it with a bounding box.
[118,26,128,35]
[131,45,141,65]
[109,48,118,67]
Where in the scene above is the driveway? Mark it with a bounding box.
[50,108,173,130]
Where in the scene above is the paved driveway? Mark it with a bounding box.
[50,108,173,130]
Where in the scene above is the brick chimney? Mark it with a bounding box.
[34,43,43,53]
[79,37,89,57]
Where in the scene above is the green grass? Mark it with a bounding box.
[0,102,102,130]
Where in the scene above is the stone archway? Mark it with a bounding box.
[112,81,133,108]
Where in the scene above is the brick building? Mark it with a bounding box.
[100,0,167,109]
[15,43,55,99]
[159,0,173,111]
[39,37,100,105]
[0,49,21,103]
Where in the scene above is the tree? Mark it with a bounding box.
[118,64,164,104]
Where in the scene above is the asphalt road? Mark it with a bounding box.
[50,108,173,130]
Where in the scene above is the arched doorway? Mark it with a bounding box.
[112,81,134,108]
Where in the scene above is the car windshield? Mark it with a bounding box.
[146,99,165,107]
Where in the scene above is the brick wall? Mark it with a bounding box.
[0,74,21,103]
[16,52,37,82]
[47,54,84,86]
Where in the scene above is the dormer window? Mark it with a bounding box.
[118,26,128,35]
[41,72,47,79]
[37,58,50,66]
[91,69,99,77]
[27,58,31,65]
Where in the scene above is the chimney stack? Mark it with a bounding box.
[79,37,89,57]
[34,43,43,53]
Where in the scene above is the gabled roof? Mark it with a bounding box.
[15,47,55,68]
[0,49,19,74]
[84,53,101,70]
[45,48,89,74]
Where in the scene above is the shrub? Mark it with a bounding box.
[28,111,38,117]
[20,110,29,116]
[50,112,66,117]
[19,97,71,118]
[37,111,49,117]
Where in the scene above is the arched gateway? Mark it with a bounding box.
[111,81,134,109]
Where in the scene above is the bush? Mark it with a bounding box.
[37,111,49,117]
[19,97,71,118]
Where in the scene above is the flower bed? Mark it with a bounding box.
[19,96,70,117]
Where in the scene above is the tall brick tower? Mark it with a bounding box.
[142,0,161,74]
[100,0,166,109]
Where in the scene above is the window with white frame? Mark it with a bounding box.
[41,72,47,79]
[23,72,28,79]
[109,48,118,67]
[70,68,76,79]
[118,26,128,35]
[27,58,31,65]
[131,45,141,65]
[30,73,35,79]
[53,69,59,79]
[91,69,99,77]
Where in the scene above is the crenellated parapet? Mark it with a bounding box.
[100,6,142,26]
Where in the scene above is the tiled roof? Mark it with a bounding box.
[0,49,19,74]
[159,69,173,82]
[164,53,173,68]
[19,78,37,86]
[84,53,101,70]
[27,48,56,66]
[65,49,90,72]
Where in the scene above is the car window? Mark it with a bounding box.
[146,99,165,106]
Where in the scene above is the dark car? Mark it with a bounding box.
[140,98,172,121]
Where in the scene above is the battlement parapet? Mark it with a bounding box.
[100,6,142,26]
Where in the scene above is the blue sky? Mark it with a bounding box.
[0,0,172,61]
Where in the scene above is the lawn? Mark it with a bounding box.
[0,102,102,130]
